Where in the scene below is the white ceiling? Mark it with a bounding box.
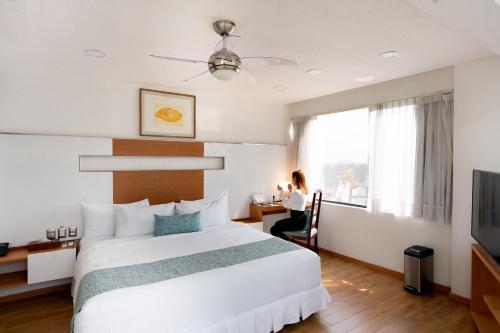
[0,0,493,104]
[408,0,500,57]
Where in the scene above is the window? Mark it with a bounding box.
[314,108,370,206]
[295,94,453,221]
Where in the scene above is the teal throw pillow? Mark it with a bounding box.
[154,211,201,236]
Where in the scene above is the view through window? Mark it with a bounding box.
[315,108,370,206]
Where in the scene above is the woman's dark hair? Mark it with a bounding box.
[292,170,309,195]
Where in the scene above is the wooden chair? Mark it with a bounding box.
[283,189,323,253]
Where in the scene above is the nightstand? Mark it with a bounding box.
[0,240,77,300]
[27,247,76,284]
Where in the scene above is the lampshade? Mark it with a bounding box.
[212,68,238,81]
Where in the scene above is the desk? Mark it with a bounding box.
[249,203,288,222]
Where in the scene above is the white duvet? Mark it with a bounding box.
[73,223,330,333]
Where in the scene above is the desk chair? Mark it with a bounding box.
[283,189,323,253]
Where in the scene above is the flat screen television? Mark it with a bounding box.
[472,169,500,264]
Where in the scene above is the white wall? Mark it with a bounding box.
[452,55,500,298]
[289,67,454,117]
[288,67,455,286]
[0,134,288,247]
[204,143,287,219]
[319,204,451,285]
[0,63,288,145]
[0,134,112,246]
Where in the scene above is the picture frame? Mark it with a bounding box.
[140,88,196,138]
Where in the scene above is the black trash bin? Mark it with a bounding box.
[404,245,434,295]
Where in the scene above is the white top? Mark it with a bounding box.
[280,189,307,211]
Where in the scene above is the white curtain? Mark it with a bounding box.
[288,117,320,196]
[368,100,418,217]
[413,93,454,223]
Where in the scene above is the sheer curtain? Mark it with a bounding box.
[288,117,320,196]
[413,93,454,223]
[368,94,454,222]
[368,100,418,217]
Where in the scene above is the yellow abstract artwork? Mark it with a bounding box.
[140,88,195,138]
[154,105,184,126]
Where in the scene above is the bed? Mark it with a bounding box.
[72,222,330,333]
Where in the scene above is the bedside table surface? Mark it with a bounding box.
[0,248,28,265]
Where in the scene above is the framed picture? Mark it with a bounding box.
[140,88,196,138]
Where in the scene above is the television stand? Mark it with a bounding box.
[471,244,500,332]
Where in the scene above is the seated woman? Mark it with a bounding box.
[270,170,308,240]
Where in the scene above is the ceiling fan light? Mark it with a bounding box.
[212,69,238,81]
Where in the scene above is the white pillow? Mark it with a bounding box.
[176,192,230,228]
[115,202,176,238]
[81,199,149,237]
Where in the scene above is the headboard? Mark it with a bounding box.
[112,139,204,204]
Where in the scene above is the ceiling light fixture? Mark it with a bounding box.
[379,51,400,60]
[306,69,322,75]
[150,19,298,84]
[354,76,375,83]
[273,85,288,91]
[83,49,106,58]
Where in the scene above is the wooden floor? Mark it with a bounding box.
[0,251,476,333]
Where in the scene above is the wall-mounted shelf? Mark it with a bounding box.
[0,242,77,303]
[0,248,28,265]
[471,244,500,332]
[471,312,499,333]
[0,271,27,289]
[484,295,500,325]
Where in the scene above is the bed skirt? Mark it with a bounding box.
[197,284,331,333]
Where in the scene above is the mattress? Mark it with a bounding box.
[73,223,330,333]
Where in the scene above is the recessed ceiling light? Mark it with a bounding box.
[83,49,106,58]
[306,69,323,75]
[379,51,400,60]
[354,76,375,83]
[272,85,288,91]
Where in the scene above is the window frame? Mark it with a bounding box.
[322,199,367,209]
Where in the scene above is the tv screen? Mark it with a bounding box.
[472,170,500,264]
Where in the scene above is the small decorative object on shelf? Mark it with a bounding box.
[58,226,67,239]
[68,226,78,238]
[0,242,8,257]
[60,240,77,249]
[46,228,57,240]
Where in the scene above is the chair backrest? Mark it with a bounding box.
[306,189,323,237]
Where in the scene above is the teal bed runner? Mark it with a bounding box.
[74,237,302,316]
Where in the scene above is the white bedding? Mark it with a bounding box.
[73,223,330,333]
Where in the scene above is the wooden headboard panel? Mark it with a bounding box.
[112,139,204,204]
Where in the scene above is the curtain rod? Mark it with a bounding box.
[291,89,454,120]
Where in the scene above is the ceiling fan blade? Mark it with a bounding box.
[183,70,210,82]
[240,66,257,86]
[240,57,298,67]
[150,54,207,64]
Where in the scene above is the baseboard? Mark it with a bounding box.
[448,292,471,305]
[319,247,455,297]
[319,247,404,280]
[0,283,70,304]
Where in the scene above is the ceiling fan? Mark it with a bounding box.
[150,19,298,84]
